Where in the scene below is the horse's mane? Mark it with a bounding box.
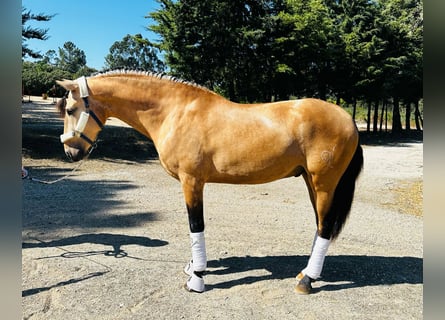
[90,69,216,95]
[55,69,217,117]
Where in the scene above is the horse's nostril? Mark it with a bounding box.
[65,148,84,162]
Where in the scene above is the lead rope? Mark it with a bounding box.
[24,143,97,184]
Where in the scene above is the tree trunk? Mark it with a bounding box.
[392,97,403,134]
[405,101,412,131]
[373,100,379,133]
[366,101,371,133]
[379,100,385,132]
[352,98,357,121]
[414,100,423,130]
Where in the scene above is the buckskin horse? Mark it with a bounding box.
[56,71,363,294]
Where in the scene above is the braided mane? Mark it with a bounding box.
[90,69,215,94]
[56,70,217,118]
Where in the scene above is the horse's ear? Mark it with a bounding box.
[56,79,78,91]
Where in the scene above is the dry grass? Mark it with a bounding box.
[390,179,423,217]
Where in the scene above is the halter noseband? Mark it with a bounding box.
[60,76,104,148]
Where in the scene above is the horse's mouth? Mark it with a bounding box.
[65,147,85,162]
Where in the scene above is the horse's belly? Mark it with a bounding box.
[209,149,304,184]
[208,166,303,184]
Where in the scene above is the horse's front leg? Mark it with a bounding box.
[180,173,207,293]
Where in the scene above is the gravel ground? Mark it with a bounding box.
[22,98,423,320]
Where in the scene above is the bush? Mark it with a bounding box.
[22,61,72,97]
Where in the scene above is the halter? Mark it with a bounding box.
[60,76,104,148]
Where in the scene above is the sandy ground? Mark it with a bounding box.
[22,97,423,320]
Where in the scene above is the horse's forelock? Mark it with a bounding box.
[56,97,67,118]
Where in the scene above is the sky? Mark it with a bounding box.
[22,0,161,70]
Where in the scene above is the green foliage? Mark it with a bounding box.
[148,0,422,132]
[56,41,87,74]
[149,0,275,102]
[104,34,165,71]
[22,41,98,96]
[149,0,422,101]
[22,6,55,59]
[22,61,71,96]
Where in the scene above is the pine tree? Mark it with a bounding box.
[22,7,54,59]
[104,34,165,71]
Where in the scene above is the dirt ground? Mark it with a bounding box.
[22,97,423,320]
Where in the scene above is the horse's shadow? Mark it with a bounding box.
[22,233,168,297]
[206,255,422,292]
[22,233,168,258]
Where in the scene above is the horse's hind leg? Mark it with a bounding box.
[295,173,336,294]
[296,142,362,294]
[180,173,207,293]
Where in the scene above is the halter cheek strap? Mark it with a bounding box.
[60,76,104,146]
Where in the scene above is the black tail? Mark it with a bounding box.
[325,142,363,240]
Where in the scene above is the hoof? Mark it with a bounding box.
[184,272,205,293]
[295,274,314,295]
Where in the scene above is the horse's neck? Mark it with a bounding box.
[89,76,198,142]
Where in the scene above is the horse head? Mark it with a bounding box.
[56,77,104,162]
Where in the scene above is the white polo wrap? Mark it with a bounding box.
[190,231,207,272]
[301,235,331,279]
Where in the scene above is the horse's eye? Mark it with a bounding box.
[66,109,75,116]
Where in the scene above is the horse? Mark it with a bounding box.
[56,70,363,294]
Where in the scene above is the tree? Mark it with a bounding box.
[149,0,274,102]
[148,0,422,135]
[378,0,423,133]
[22,39,98,97]
[22,61,71,96]
[104,34,165,71]
[41,49,58,66]
[22,7,54,59]
[56,41,87,74]
[273,0,342,100]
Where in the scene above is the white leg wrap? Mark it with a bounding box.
[189,231,207,272]
[301,235,331,280]
[184,232,207,293]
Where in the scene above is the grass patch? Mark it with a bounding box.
[386,179,423,217]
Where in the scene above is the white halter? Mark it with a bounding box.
[60,76,103,145]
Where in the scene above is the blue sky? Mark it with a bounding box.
[23,0,161,70]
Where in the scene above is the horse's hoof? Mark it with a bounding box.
[184,283,204,293]
[184,272,205,293]
[295,274,313,295]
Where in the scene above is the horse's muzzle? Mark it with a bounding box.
[65,147,85,162]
